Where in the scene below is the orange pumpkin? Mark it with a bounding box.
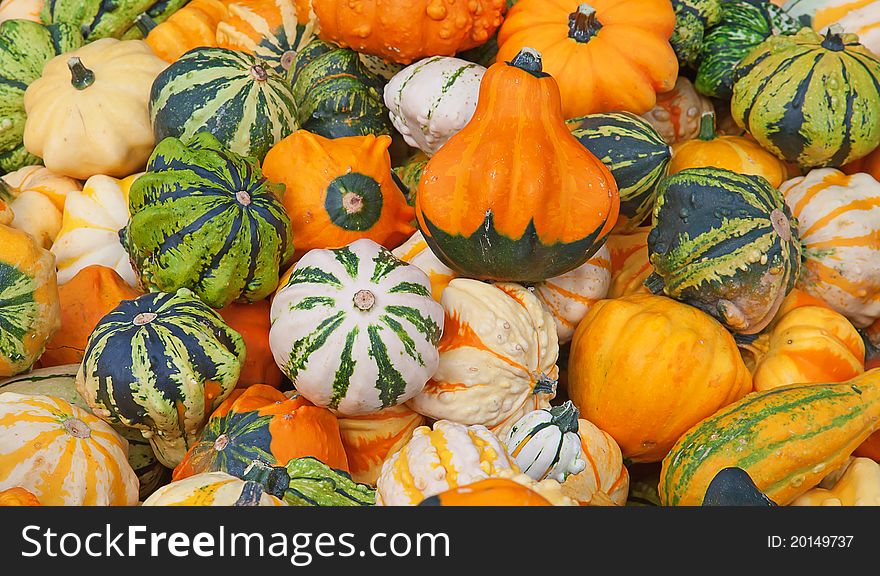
[418,478,553,506]
[843,146,880,180]
[497,0,678,118]
[137,0,229,63]
[0,487,41,506]
[217,300,282,389]
[262,131,414,257]
[312,0,506,64]
[337,405,425,485]
[856,433,880,461]
[606,226,652,298]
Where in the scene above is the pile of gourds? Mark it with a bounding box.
[0,0,879,508]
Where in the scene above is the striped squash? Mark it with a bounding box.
[77,289,246,468]
[784,0,880,56]
[392,151,428,206]
[646,168,802,334]
[670,0,722,67]
[337,404,425,485]
[41,0,188,40]
[122,133,293,309]
[0,392,139,505]
[391,231,456,302]
[0,364,167,500]
[269,238,443,416]
[561,418,630,506]
[142,471,288,506]
[290,39,391,138]
[732,28,880,168]
[660,369,880,506]
[780,169,880,327]
[283,456,375,506]
[567,112,671,230]
[150,47,298,161]
[504,401,587,483]
[606,226,652,298]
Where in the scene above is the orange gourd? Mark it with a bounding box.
[217,300,282,389]
[337,405,425,485]
[606,226,652,298]
[843,146,880,180]
[137,0,229,63]
[418,478,553,506]
[0,487,41,506]
[856,433,880,461]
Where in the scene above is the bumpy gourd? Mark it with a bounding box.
[0,166,80,248]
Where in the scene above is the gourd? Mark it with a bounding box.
[731,28,880,168]
[780,169,880,327]
[262,131,415,257]
[0,392,139,505]
[561,417,630,506]
[647,168,802,334]
[41,0,189,41]
[568,294,753,462]
[384,56,485,156]
[392,151,428,205]
[418,478,553,506]
[173,385,349,480]
[659,369,880,506]
[640,77,713,145]
[77,288,246,468]
[269,239,443,416]
[121,132,294,309]
[408,279,558,438]
[670,0,722,68]
[791,458,880,506]
[784,0,880,56]
[217,300,283,389]
[282,456,376,506]
[50,173,140,287]
[337,405,425,485]
[142,471,288,506]
[290,39,391,139]
[149,47,298,161]
[391,231,457,302]
[497,1,678,118]
[134,0,229,63]
[23,38,166,180]
[1,166,80,248]
[0,19,82,173]
[375,419,517,506]
[0,0,42,23]
[416,48,619,283]
[843,145,880,179]
[0,487,40,505]
[567,112,671,229]
[606,226,652,298]
[505,402,587,483]
[311,0,505,64]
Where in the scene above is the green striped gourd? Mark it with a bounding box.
[149,47,298,161]
[731,28,880,168]
[121,132,294,309]
[670,0,723,68]
[283,456,375,506]
[77,288,246,468]
[567,112,671,229]
[393,151,428,206]
[504,401,587,483]
[0,364,168,499]
[41,0,188,40]
[695,0,800,99]
[269,238,444,417]
[646,167,802,334]
[660,369,880,506]
[289,39,391,139]
[0,19,82,173]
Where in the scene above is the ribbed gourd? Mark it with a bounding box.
[504,402,587,483]
[282,456,376,506]
[41,0,189,41]
[670,0,722,68]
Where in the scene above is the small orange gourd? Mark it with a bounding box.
[136,0,229,63]
[217,300,283,389]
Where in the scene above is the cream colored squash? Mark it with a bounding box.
[790,458,880,506]
[337,404,425,485]
[0,0,42,23]
[1,166,80,248]
[23,39,167,180]
[560,418,630,506]
[391,230,456,302]
[142,471,288,506]
[640,77,714,145]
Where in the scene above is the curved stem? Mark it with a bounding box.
[509,47,545,76]
[568,4,602,43]
[134,13,157,37]
[697,111,717,141]
[241,459,290,500]
[548,401,580,434]
[68,57,95,90]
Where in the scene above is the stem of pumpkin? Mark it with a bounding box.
[68,57,95,90]
[509,47,544,76]
[697,111,717,141]
[353,289,376,311]
[241,459,291,500]
[250,64,269,81]
[568,4,602,43]
[133,13,157,36]
[821,24,846,51]
[548,401,580,434]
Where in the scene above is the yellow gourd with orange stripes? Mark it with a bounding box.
[560,418,631,506]
[337,405,425,485]
[142,472,288,506]
[606,226,652,299]
[391,231,456,302]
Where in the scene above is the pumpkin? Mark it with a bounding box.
[0,364,168,500]
[282,456,376,506]
[784,0,880,56]
[0,165,80,248]
[270,239,443,416]
[843,145,880,179]
[670,0,722,67]
[780,169,880,328]
[337,404,425,485]
[0,392,139,505]
[77,288,246,468]
[732,28,880,168]
[50,173,139,287]
[312,0,505,65]
[262,131,414,256]
[647,168,802,334]
[497,0,678,118]
[408,279,558,437]
[150,47,298,161]
[173,385,348,480]
[393,151,428,206]
[695,0,800,100]
[142,471,288,506]
[791,457,880,506]
[217,300,283,389]
[391,231,456,302]
[567,112,671,230]
[560,417,629,505]
[505,401,586,483]
[384,56,485,156]
[606,226,652,298]
[855,427,880,460]
[660,369,880,506]
[375,419,517,506]
[41,0,189,41]
[0,487,40,505]
[640,76,713,145]
[418,478,553,506]
[134,0,229,63]
[669,111,789,188]
[701,467,776,506]
[0,0,42,23]
[416,48,619,283]
[568,294,753,462]
[121,132,294,309]
[0,19,82,173]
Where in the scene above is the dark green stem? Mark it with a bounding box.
[548,401,580,434]
[568,4,602,43]
[697,111,717,141]
[241,459,291,499]
[509,47,546,77]
[67,57,95,90]
[134,13,158,36]
[821,26,847,51]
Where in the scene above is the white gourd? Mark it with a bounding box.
[505,401,587,483]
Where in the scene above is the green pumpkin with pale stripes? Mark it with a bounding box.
[269,238,443,417]
[567,112,671,229]
[77,288,245,469]
[732,28,880,168]
[150,47,298,161]
[41,0,188,41]
[283,456,375,506]
[121,132,294,309]
[670,0,723,68]
[646,167,802,335]
[393,151,429,206]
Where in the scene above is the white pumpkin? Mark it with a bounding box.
[784,0,880,56]
[50,173,139,286]
[270,238,444,416]
[142,471,288,506]
[0,165,80,248]
[391,230,456,302]
[505,401,587,483]
[384,56,485,156]
[0,0,42,23]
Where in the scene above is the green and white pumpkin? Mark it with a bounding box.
[283,456,376,506]
[149,47,298,161]
[732,27,880,168]
[504,401,587,483]
[566,112,672,229]
[269,238,444,417]
[784,0,880,56]
[121,132,294,309]
[41,0,188,41]
[77,288,246,468]
[384,56,486,156]
[289,39,391,139]
[670,0,723,68]
[0,19,82,173]
[646,167,802,334]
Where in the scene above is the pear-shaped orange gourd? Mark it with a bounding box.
[416,48,620,282]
